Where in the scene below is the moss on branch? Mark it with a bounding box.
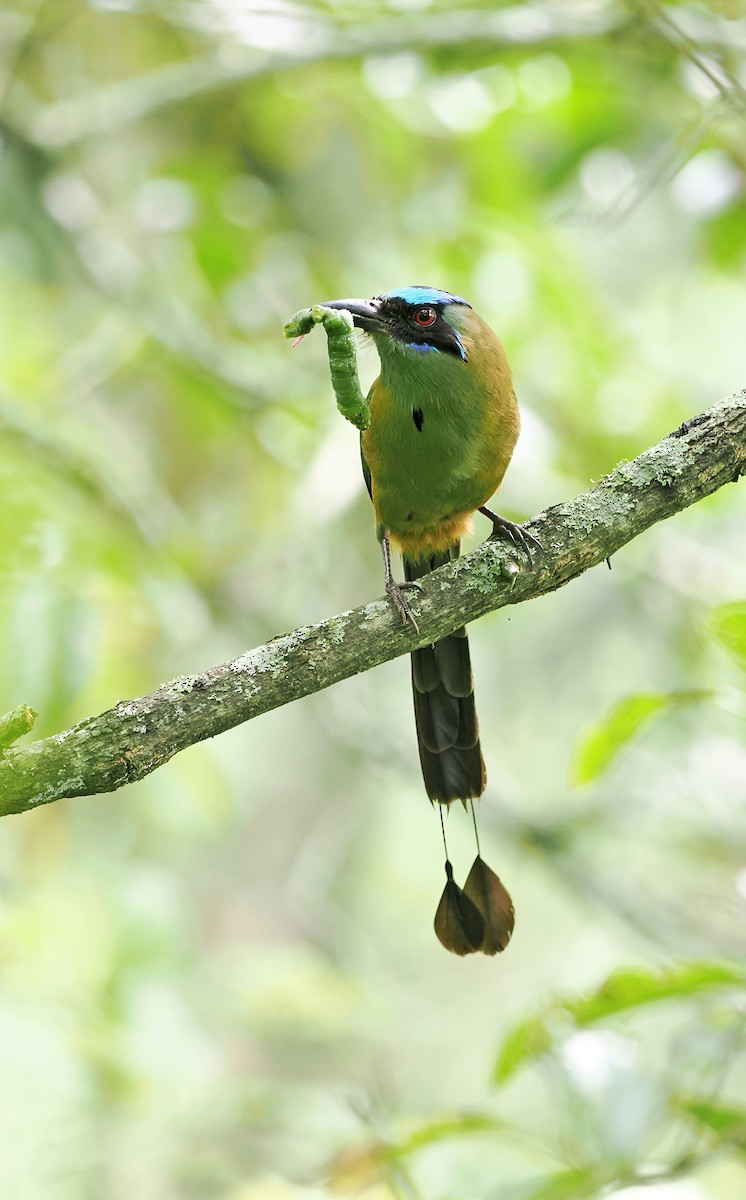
[0,392,743,817]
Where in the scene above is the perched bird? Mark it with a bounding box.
[320,287,538,955]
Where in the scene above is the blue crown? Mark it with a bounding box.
[381,286,471,309]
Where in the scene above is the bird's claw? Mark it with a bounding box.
[386,579,420,632]
[484,511,542,566]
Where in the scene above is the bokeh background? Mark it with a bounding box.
[1,1,745,1197]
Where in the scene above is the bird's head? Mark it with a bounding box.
[321,286,473,366]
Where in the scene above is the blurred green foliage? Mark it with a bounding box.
[570,689,714,786]
[0,1,745,1197]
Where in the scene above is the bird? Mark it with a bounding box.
[319,286,539,956]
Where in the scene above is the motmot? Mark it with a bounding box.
[319,286,539,956]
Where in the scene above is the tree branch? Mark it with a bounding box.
[1,393,743,817]
[0,704,37,753]
[27,5,624,146]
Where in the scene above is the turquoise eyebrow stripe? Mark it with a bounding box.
[381,286,471,308]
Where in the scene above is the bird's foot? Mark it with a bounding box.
[479,506,542,566]
[386,578,421,633]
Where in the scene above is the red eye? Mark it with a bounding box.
[414,307,437,327]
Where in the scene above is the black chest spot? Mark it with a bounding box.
[412,407,424,432]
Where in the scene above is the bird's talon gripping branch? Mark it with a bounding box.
[386,579,420,633]
[381,531,420,632]
[479,505,542,566]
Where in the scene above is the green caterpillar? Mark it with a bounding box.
[284,305,371,432]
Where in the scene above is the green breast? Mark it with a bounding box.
[363,364,491,536]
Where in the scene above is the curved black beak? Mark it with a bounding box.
[319,297,383,333]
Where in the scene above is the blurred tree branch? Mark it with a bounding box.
[11,1,741,151]
[1,392,743,817]
[19,5,625,146]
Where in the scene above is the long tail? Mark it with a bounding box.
[404,543,486,805]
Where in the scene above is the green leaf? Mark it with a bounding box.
[519,1167,602,1200]
[565,961,746,1025]
[710,601,746,670]
[683,1098,746,1144]
[493,1014,557,1085]
[571,689,712,785]
[388,1111,506,1158]
[494,961,746,1085]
